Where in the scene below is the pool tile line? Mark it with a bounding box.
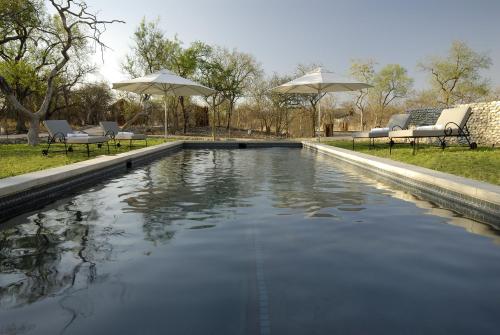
[254,230,271,335]
[302,141,500,226]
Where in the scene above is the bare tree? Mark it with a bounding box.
[0,0,123,145]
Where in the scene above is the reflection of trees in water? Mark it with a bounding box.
[0,194,113,310]
[123,150,262,244]
[121,149,367,243]
[267,150,367,213]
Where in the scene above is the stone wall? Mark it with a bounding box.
[462,101,500,146]
[406,102,500,145]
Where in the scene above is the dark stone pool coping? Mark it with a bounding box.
[302,141,500,226]
[1,140,498,226]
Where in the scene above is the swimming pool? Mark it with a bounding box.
[1,148,500,334]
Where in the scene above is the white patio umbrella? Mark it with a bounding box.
[272,67,372,141]
[112,69,215,138]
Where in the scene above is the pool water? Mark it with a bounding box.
[1,148,500,334]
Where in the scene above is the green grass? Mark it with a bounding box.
[324,140,500,186]
[0,138,176,179]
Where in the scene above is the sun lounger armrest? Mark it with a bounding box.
[50,131,66,142]
[104,129,116,138]
[443,110,473,135]
[444,121,466,136]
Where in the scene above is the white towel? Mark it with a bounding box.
[416,125,444,131]
[67,133,88,138]
[117,131,134,136]
[370,127,389,133]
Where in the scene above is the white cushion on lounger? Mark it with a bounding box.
[115,132,146,140]
[353,130,389,138]
[66,135,108,144]
[370,127,390,133]
[415,125,444,131]
[389,128,462,138]
[67,133,89,138]
[369,127,390,136]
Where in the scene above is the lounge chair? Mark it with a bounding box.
[42,120,109,157]
[100,121,147,148]
[352,113,411,150]
[388,106,476,154]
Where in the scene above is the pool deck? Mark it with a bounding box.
[0,140,499,225]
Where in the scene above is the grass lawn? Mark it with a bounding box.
[325,140,500,186]
[0,138,176,179]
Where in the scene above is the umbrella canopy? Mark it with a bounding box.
[112,69,215,138]
[272,67,372,94]
[272,67,372,140]
[113,69,215,96]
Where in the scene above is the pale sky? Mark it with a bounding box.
[84,0,500,90]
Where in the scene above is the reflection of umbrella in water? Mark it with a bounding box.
[112,69,215,138]
[272,67,371,141]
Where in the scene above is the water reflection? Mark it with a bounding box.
[0,148,499,334]
[0,201,102,309]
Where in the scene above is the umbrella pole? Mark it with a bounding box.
[164,96,168,140]
[317,91,321,142]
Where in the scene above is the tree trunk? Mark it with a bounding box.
[226,101,234,130]
[123,111,147,129]
[179,96,188,134]
[27,114,40,146]
[311,108,316,137]
[16,111,27,133]
[360,110,364,131]
[212,106,216,141]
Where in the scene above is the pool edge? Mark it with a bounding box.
[1,140,498,226]
[302,141,500,225]
[0,140,302,223]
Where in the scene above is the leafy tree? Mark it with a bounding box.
[370,64,413,125]
[122,18,179,130]
[197,46,226,140]
[419,41,492,107]
[268,73,300,136]
[0,0,122,145]
[247,77,273,134]
[295,63,324,136]
[350,59,375,130]
[405,89,440,109]
[0,0,45,132]
[122,18,179,78]
[170,41,211,133]
[218,47,262,132]
[123,18,210,133]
